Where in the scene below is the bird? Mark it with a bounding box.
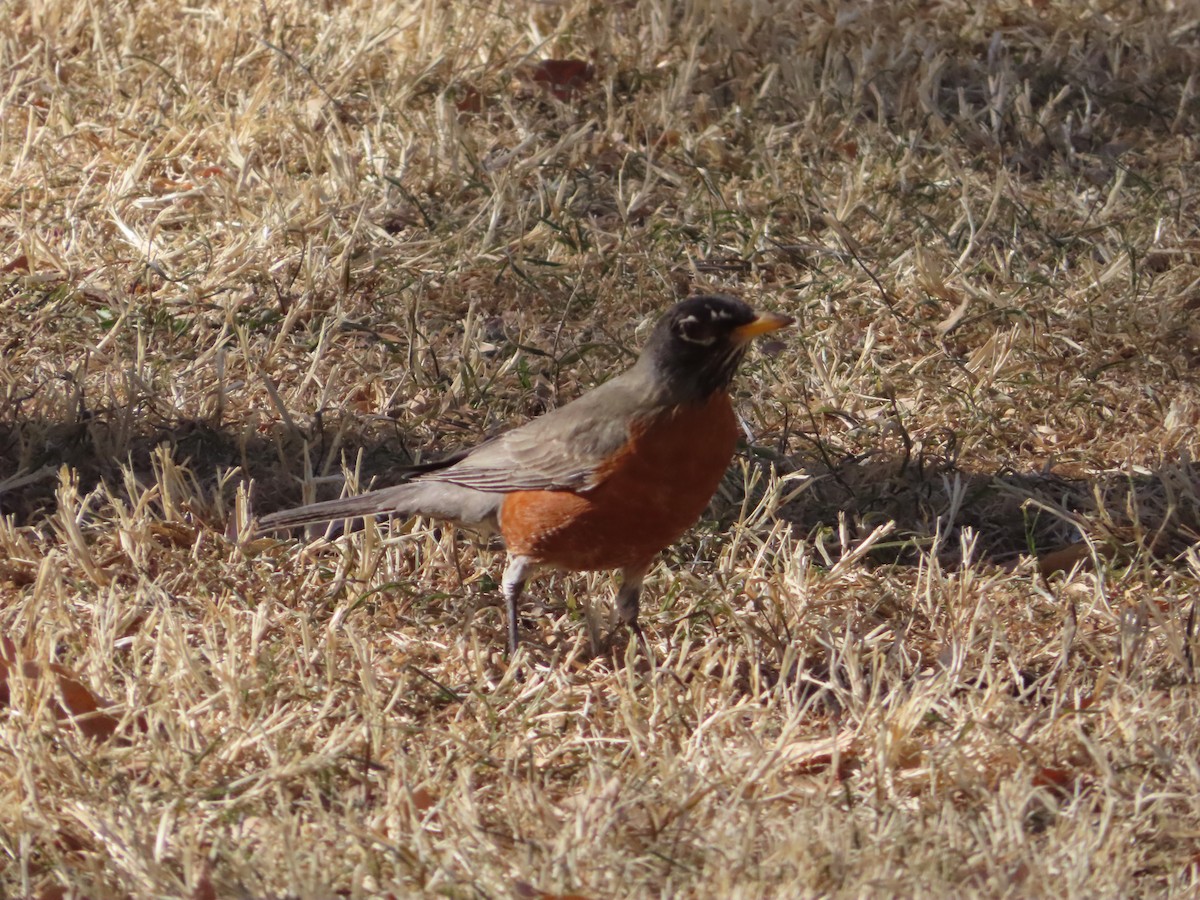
[258,294,793,655]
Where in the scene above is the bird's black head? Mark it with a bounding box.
[638,295,794,402]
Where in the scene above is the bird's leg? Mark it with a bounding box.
[501,555,534,655]
[614,563,652,654]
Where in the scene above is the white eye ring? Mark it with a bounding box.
[676,315,716,345]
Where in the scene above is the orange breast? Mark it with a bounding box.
[499,391,739,571]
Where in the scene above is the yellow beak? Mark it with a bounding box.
[731,310,795,343]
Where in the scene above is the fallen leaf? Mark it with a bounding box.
[0,635,123,740]
[455,86,485,114]
[192,862,217,900]
[514,883,592,900]
[411,786,438,812]
[1032,765,1078,791]
[1037,541,1116,576]
[528,59,594,101]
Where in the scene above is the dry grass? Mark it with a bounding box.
[3,0,1200,896]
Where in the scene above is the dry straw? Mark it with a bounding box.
[2,0,1200,896]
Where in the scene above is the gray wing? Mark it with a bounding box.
[418,373,655,493]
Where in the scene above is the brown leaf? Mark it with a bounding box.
[455,86,485,114]
[514,883,592,900]
[528,59,594,101]
[192,863,217,900]
[411,786,438,813]
[1037,541,1115,576]
[0,635,122,741]
[1032,765,1078,791]
[2,254,29,273]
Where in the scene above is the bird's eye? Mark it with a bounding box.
[676,314,715,345]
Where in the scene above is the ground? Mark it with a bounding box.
[2,0,1200,897]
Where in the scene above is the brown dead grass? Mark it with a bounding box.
[3,0,1200,896]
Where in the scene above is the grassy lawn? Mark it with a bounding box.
[3,0,1200,896]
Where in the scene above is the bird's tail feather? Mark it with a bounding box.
[257,484,421,532]
[256,481,502,535]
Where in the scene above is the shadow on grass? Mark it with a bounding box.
[762,445,1200,567]
[2,411,1197,567]
[0,413,420,526]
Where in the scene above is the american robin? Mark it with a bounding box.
[259,294,793,653]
